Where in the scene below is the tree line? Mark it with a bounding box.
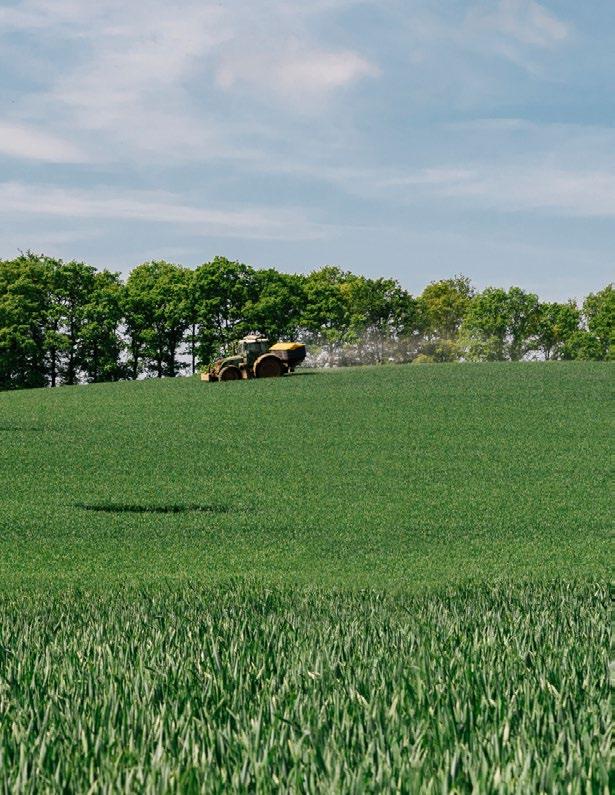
[0,252,612,389]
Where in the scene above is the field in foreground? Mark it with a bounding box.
[0,363,611,792]
[0,583,609,793]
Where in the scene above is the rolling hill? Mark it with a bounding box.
[0,362,610,587]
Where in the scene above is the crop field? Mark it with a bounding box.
[0,363,612,791]
[0,583,609,793]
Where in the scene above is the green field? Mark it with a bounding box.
[0,363,611,791]
[0,362,611,586]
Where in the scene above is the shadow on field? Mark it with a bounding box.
[74,503,230,515]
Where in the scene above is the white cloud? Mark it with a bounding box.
[38,3,232,156]
[467,1,569,48]
[1,0,379,164]
[378,164,615,219]
[445,118,536,132]
[0,121,87,162]
[0,182,327,240]
[0,0,87,31]
[380,169,476,187]
[0,0,572,170]
[439,167,615,218]
[215,42,379,100]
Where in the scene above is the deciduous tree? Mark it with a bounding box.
[300,267,351,352]
[0,254,52,389]
[124,261,191,378]
[461,287,539,361]
[535,302,580,360]
[51,259,97,385]
[192,257,253,365]
[418,276,474,340]
[80,270,125,382]
[582,284,614,359]
[243,269,306,341]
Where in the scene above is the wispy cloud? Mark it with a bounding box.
[380,169,476,187]
[0,0,610,298]
[0,0,573,171]
[370,163,615,219]
[215,41,379,102]
[466,1,569,48]
[0,181,327,240]
[0,121,88,162]
[1,0,380,164]
[436,167,615,218]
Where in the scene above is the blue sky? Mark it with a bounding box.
[0,0,613,300]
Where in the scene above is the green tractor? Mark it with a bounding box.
[201,335,306,382]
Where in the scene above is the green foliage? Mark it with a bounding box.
[300,266,351,350]
[535,301,580,360]
[242,269,306,341]
[415,337,460,363]
[188,256,256,366]
[342,275,419,362]
[583,283,614,358]
[563,329,605,361]
[124,261,191,378]
[0,253,53,389]
[79,270,125,382]
[456,329,503,363]
[0,254,125,388]
[0,253,613,390]
[299,268,421,365]
[418,275,474,339]
[461,287,540,361]
[49,258,99,385]
[0,583,608,793]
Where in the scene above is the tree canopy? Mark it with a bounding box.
[0,252,612,389]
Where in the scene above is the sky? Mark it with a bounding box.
[0,0,613,301]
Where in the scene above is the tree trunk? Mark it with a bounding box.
[169,342,176,378]
[131,343,139,379]
[67,316,76,385]
[50,346,56,388]
[92,342,99,382]
[50,319,57,387]
[191,323,196,374]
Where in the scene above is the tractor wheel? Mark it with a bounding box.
[254,354,283,378]
[218,365,242,381]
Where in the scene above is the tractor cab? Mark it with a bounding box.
[238,335,270,367]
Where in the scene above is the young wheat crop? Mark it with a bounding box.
[0,582,609,793]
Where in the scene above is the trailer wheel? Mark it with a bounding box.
[254,354,283,378]
[219,365,242,381]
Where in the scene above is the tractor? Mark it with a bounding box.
[200,335,306,381]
